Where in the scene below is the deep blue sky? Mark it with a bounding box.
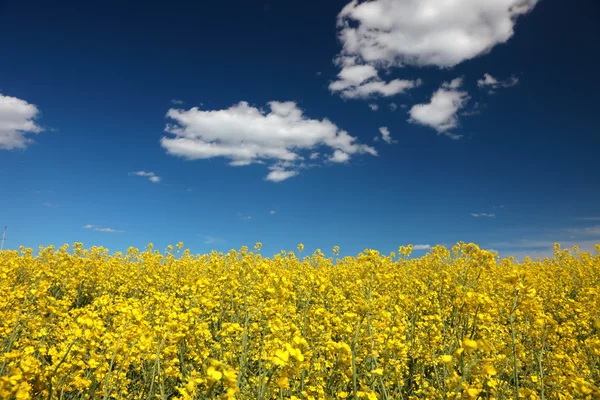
[1,0,599,259]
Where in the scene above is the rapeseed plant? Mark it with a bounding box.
[0,242,598,399]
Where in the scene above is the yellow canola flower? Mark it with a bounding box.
[273,349,290,366]
[0,241,598,400]
[207,366,222,381]
[276,376,289,389]
[440,355,453,364]
[463,338,478,350]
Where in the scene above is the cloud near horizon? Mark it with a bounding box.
[83,224,124,233]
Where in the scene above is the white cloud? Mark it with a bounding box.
[336,0,538,69]
[378,126,396,144]
[0,93,44,150]
[413,244,431,250]
[129,171,161,183]
[309,152,320,160]
[408,78,469,137]
[330,149,351,163]
[477,73,519,92]
[389,103,398,111]
[471,213,496,218]
[265,168,299,182]
[269,210,277,215]
[94,227,121,233]
[329,63,421,98]
[368,103,379,111]
[83,224,124,233]
[161,101,376,182]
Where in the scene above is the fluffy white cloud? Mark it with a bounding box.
[472,213,496,218]
[337,0,539,68]
[83,224,124,233]
[161,101,376,181]
[330,149,351,163]
[0,93,44,150]
[413,244,431,250]
[130,171,161,183]
[368,103,379,111]
[408,78,469,137]
[477,73,519,92]
[378,127,396,144]
[329,63,421,99]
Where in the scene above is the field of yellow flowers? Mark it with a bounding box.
[1,242,599,400]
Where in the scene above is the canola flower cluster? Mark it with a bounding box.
[1,242,599,400]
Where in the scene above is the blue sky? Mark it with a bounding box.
[1,0,599,259]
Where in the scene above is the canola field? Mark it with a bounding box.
[1,242,599,400]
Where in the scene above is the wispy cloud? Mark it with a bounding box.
[368,103,379,111]
[129,171,161,183]
[486,222,600,260]
[328,62,421,99]
[171,99,185,105]
[472,213,496,218]
[567,225,600,236]
[269,210,277,215]
[41,202,57,208]
[477,73,519,94]
[378,127,396,145]
[203,236,225,245]
[413,244,431,250]
[576,217,600,221]
[237,213,253,221]
[83,224,124,233]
